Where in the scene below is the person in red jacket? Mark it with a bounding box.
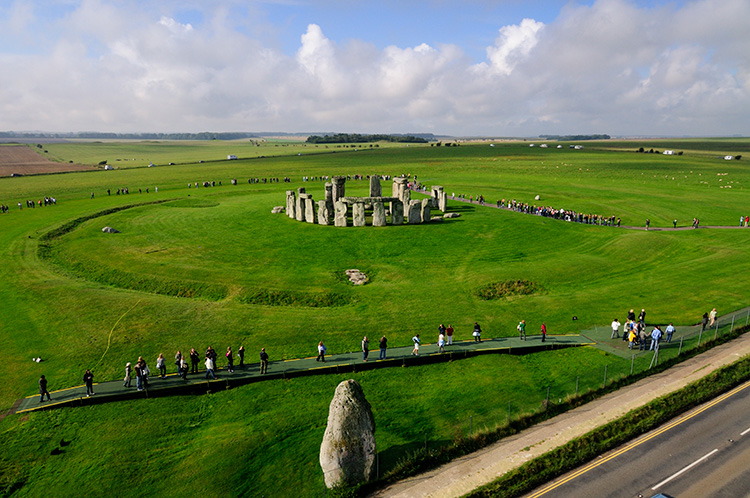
[541,322,547,342]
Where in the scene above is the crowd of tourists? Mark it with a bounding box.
[610,308,683,351]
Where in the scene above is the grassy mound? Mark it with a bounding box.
[238,289,352,307]
[477,280,540,300]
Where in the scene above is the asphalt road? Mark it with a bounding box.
[526,378,750,498]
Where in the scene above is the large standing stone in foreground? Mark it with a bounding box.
[334,201,348,227]
[390,200,404,225]
[407,200,422,224]
[320,379,376,488]
[353,202,366,227]
[369,175,382,197]
[317,200,330,225]
[420,198,431,222]
[372,202,386,226]
[402,189,411,218]
[439,191,448,213]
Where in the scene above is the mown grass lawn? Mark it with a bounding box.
[1,140,749,496]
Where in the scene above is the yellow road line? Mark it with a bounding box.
[527,379,750,497]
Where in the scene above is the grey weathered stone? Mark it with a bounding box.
[332,176,346,202]
[296,189,306,222]
[420,198,431,222]
[317,200,330,225]
[286,190,296,219]
[271,206,285,214]
[431,216,443,222]
[345,269,369,285]
[408,200,422,224]
[439,191,447,213]
[353,202,366,227]
[369,176,381,197]
[334,201,348,227]
[372,202,386,226]
[390,200,403,225]
[102,226,120,233]
[305,196,315,223]
[320,379,376,488]
[340,196,398,204]
[443,212,461,218]
[325,183,334,216]
[402,189,411,218]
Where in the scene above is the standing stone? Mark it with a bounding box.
[390,200,404,225]
[369,176,382,197]
[334,201,348,227]
[296,188,306,222]
[286,190,296,219]
[317,200,330,225]
[305,196,315,224]
[439,191,448,213]
[372,202,386,227]
[353,202,366,227]
[402,189,411,218]
[332,177,346,203]
[325,183,334,219]
[393,177,407,200]
[319,380,376,488]
[408,200,422,224]
[420,198,431,222]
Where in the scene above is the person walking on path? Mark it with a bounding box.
[673,219,677,229]
[709,308,718,327]
[541,322,547,342]
[412,334,421,356]
[438,332,446,353]
[645,218,650,230]
[361,336,370,362]
[259,348,269,374]
[135,360,143,391]
[650,326,662,351]
[638,309,646,329]
[204,356,216,380]
[141,359,150,389]
[123,362,132,387]
[438,324,446,338]
[156,353,166,378]
[238,346,245,369]
[174,351,182,374]
[639,325,648,351]
[189,348,200,374]
[83,369,95,397]
[665,323,675,342]
[226,347,234,373]
[517,320,526,341]
[473,322,482,342]
[701,312,709,331]
[39,375,51,402]
[180,357,189,380]
[446,324,454,345]
[611,318,621,339]
[379,336,387,360]
[317,341,327,362]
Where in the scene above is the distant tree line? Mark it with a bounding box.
[538,134,611,141]
[0,131,259,141]
[306,133,428,144]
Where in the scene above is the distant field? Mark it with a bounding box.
[0,144,93,176]
[1,139,749,497]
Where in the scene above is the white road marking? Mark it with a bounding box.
[651,448,719,490]
[740,427,750,436]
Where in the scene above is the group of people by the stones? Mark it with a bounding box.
[610,307,694,351]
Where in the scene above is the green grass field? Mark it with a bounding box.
[1,139,749,496]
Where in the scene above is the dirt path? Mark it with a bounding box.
[373,331,750,498]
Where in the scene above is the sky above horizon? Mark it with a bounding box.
[0,0,748,137]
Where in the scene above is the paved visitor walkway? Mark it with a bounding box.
[14,334,590,415]
[372,317,750,498]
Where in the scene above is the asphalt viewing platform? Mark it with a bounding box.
[14,334,592,415]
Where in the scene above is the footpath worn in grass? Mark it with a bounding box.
[1,140,749,496]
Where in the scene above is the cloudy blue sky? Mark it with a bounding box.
[0,0,747,136]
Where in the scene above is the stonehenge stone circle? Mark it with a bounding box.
[280,176,450,227]
[319,379,376,488]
